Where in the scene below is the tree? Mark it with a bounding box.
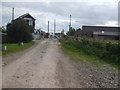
[6,19,33,43]
[40,30,45,36]
[66,27,76,36]
[0,27,2,32]
[61,29,65,35]
[0,26,6,33]
[61,29,65,38]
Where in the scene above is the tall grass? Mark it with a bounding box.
[61,37,120,68]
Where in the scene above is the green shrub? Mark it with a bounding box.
[6,19,33,43]
[61,37,120,66]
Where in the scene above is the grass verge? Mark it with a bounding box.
[2,41,35,56]
[61,41,119,69]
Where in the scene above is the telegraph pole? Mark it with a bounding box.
[48,21,49,33]
[54,19,56,36]
[69,15,71,31]
[12,8,14,21]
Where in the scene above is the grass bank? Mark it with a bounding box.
[2,41,35,55]
[61,38,119,69]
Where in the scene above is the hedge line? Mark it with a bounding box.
[61,37,120,66]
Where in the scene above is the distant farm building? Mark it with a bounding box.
[75,26,120,40]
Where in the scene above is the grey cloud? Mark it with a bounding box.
[2,1,118,32]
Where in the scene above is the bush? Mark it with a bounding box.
[61,37,120,66]
[66,27,76,36]
[6,19,33,43]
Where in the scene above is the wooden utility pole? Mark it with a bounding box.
[54,19,56,36]
[69,15,71,31]
[48,21,49,33]
[12,8,14,21]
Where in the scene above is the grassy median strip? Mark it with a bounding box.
[2,41,35,55]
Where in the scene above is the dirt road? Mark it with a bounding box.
[0,55,2,89]
[2,39,118,88]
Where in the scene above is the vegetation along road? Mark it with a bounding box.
[3,39,118,88]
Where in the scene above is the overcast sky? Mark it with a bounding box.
[1,0,119,33]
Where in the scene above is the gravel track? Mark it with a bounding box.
[2,39,118,88]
